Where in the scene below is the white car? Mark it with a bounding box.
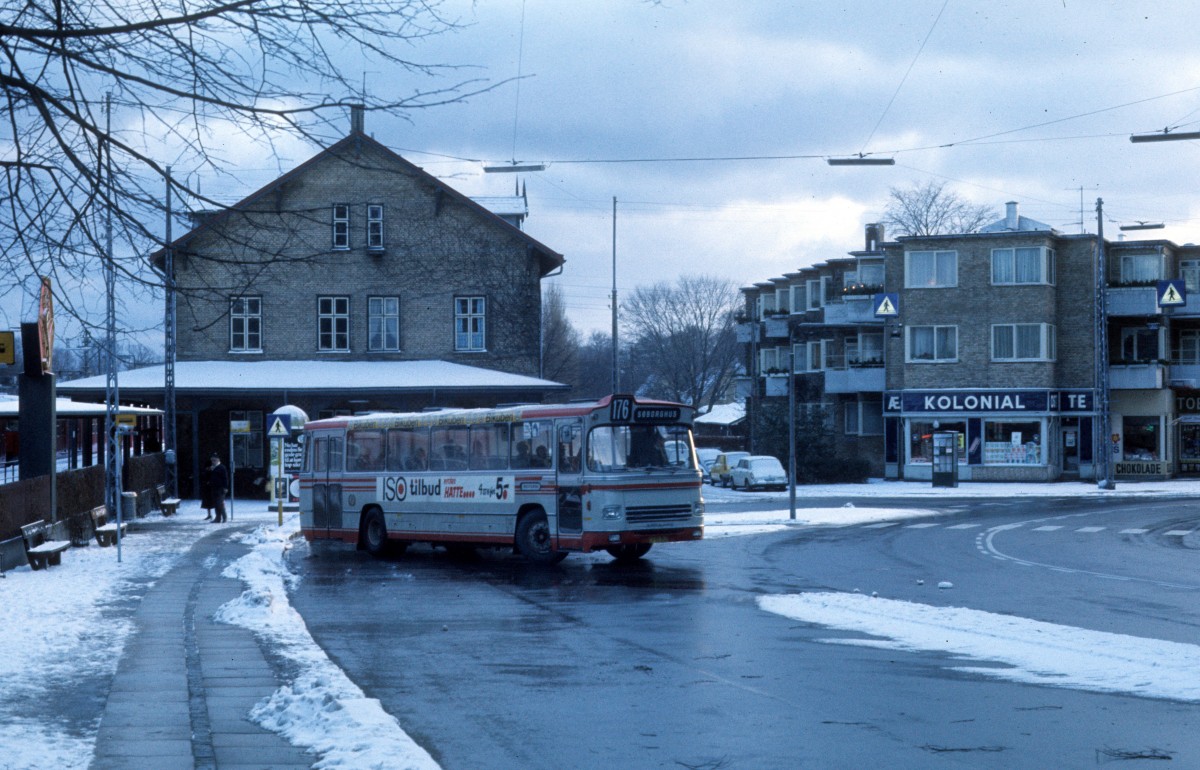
[729,455,789,491]
[696,448,722,481]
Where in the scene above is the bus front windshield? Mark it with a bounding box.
[586,424,695,472]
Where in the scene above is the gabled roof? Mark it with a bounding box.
[150,131,564,276]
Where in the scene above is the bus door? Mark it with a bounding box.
[310,430,345,536]
[556,420,584,534]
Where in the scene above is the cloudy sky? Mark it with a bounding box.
[370,0,1200,333]
[12,0,1200,345]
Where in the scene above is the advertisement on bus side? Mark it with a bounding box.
[378,475,514,504]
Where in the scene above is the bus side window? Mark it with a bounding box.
[328,436,344,472]
[470,424,509,470]
[512,420,552,469]
[557,422,582,473]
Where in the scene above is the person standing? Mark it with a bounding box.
[209,453,229,523]
[200,460,215,520]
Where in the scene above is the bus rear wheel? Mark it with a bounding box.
[606,543,652,562]
[363,509,390,557]
[515,510,567,564]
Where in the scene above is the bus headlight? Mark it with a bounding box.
[693,500,705,516]
[602,505,623,520]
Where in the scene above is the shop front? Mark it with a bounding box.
[1109,390,1172,480]
[883,389,1096,482]
[1177,391,1200,476]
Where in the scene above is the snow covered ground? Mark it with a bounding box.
[1,480,1198,769]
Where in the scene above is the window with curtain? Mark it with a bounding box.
[992,247,1054,285]
[992,324,1054,361]
[905,250,957,288]
[907,325,957,362]
[1119,253,1161,283]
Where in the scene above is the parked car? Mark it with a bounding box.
[696,448,722,482]
[729,455,789,491]
[710,451,751,487]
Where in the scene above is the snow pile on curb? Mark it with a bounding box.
[216,519,440,770]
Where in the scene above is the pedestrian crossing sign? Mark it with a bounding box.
[1157,279,1186,307]
[873,293,899,317]
[267,414,291,437]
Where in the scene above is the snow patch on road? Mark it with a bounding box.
[759,592,1200,702]
[216,521,440,770]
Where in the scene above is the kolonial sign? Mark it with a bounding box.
[885,389,1095,413]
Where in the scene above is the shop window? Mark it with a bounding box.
[983,420,1043,465]
[1121,417,1159,461]
[908,421,966,464]
[1179,423,1200,471]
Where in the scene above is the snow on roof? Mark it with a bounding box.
[472,196,528,218]
[0,396,162,417]
[695,402,746,426]
[55,360,566,394]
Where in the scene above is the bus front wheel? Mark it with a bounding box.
[515,511,567,564]
[606,543,652,562]
[363,509,390,557]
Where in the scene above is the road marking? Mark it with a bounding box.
[862,522,898,529]
[1165,530,1193,536]
[1075,526,1106,533]
[759,592,1200,703]
[1033,525,1063,531]
[1120,528,1149,534]
[904,522,940,529]
[946,523,981,530]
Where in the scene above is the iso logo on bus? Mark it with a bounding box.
[381,476,408,502]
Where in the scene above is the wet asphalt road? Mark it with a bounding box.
[285,495,1200,769]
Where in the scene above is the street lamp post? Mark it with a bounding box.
[1095,198,1115,490]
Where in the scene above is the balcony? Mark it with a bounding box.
[1106,286,1159,317]
[822,296,882,326]
[762,316,790,338]
[1168,362,1200,389]
[1108,362,1164,390]
[764,373,789,397]
[825,363,886,394]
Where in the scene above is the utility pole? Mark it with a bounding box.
[103,92,121,518]
[611,196,619,394]
[164,167,177,498]
[1095,198,1115,490]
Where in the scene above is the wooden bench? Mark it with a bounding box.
[160,490,182,517]
[90,506,127,547]
[21,520,71,570]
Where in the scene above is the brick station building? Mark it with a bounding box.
[61,110,566,497]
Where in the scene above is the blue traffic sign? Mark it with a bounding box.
[873,293,899,317]
[1157,279,1186,307]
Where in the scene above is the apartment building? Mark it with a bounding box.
[741,203,1200,483]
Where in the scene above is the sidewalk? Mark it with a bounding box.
[89,514,312,769]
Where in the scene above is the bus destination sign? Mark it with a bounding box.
[634,406,681,423]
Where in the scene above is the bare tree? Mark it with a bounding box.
[1,0,502,335]
[541,283,581,385]
[621,274,739,410]
[882,181,992,236]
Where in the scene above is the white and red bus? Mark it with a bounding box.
[298,395,704,563]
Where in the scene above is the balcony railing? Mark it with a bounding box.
[1108,361,1164,389]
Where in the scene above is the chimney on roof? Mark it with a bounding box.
[1005,201,1019,231]
[865,223,884,251]
[350,104,365,135]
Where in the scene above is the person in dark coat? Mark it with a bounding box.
[200,462,215,520]
[209,453,229,523]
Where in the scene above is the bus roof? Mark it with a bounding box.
[304,394,694,431]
